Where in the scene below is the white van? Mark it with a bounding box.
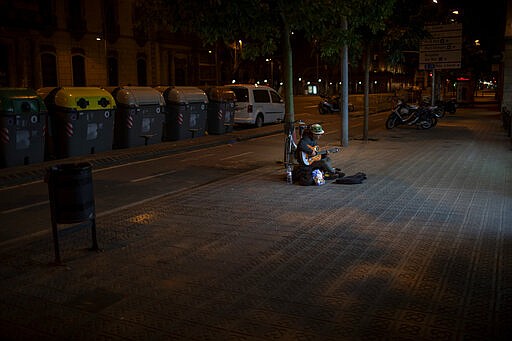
[229,84,285,127]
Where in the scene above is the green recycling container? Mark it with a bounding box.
[0,88,47,168]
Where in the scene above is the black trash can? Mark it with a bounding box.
[155,86,208,141]
[205,86,236,134]
[44,87,116,159]
[46,162,99,264]
[110,86,166,148]
[0,88,47,168]
[46,162,95,224]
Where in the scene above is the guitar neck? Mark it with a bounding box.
[317,147,338,155]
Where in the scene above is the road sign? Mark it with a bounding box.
[419,24,462,70]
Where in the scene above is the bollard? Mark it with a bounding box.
[46,162,99,265]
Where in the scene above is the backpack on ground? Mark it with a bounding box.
[293,165,314,186]
[334,172,367,184]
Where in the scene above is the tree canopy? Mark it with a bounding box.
[134,0,445,142]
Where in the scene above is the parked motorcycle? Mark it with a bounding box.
[318,95,341,114]
[385,100,437,130]
[436,99,457,114]
[318,95,354,114]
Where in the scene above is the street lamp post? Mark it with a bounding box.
[96,33,107,84]
[266,58,274,88]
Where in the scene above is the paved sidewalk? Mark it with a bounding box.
[1,106,511,340]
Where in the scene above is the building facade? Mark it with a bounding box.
[0,0,217,89]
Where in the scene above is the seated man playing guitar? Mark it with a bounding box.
[295,123,344,178]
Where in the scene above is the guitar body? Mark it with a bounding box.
[301,146,340,165]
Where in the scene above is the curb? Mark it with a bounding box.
[0,126,284,188]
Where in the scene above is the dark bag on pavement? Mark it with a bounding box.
[335,172,367,184]
[293,165,314,186]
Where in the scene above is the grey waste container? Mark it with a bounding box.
[205,86,236,134]
[44,87,116,159]
[110,86,165,148]
[155,86,208,141]
[0,88,47,168]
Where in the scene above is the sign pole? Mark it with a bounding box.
[431,68,436,106]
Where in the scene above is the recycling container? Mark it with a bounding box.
[110,86,165,148]
[205,86,236,134]
[44,87,116,159]
[0,88,47,168]
[155,86,208,141]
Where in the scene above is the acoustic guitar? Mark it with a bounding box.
[301,146,340,165]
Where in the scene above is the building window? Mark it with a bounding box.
[107,56,118,86]
[137,58,147,86]
[72,54,86,86]
[41,53,58,87]
[0,44,9,87]
[175,57,187,86]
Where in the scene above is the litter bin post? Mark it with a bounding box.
[110,86,166,148]
[46,162,99,265]
[156,86,208,141]
[0,88,47,168]
[44,87,116,159]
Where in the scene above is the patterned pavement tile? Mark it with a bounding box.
[0,108,510,339]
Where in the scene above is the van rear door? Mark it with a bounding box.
[231,87,250,123]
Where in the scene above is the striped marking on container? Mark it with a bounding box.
[126,115,134,129]
[65,121,74,137]
[0,127,9,144]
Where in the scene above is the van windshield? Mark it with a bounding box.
[231,88,249,102]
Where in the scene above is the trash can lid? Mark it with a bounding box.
[156,86,208,104]
[36,87,58,100]
[111,86,165,107]
[0,87,47,115]
[204,86,236,102]
[49,87,116,111]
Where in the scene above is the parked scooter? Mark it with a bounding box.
[436,99,457,114]
[385,100,437,130]
[318,95,341,114]
[422,97,457,116]
[318,95,354,114]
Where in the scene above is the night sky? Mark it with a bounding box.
[444,0,506,56]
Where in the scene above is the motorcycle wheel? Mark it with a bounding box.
[318,105,327,115]
[385,116,397,129]
[419,119,433,129]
